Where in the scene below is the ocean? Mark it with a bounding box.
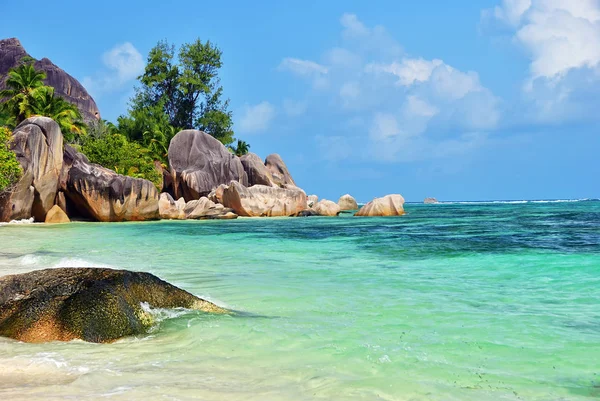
[0,200,598,400]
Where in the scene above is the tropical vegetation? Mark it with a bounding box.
[0,38,250,191]
[0,127,21,193]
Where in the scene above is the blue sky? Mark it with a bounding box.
[2,0,599,201]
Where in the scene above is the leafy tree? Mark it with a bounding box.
[229,139,250,157]
[0,127,22,192]
[128,39,235,145]
[80,132,162,189]
[0,63,47,126]
[30,86,86,142]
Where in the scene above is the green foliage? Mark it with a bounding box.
[0,127,22,193]
[229,139,250,157]
[29,86,86,142]
[80,125,162,189]
[128,39,235,145]
[0,63,47,126]
[0,64,86,141]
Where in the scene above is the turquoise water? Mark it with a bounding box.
[0,200,599,400]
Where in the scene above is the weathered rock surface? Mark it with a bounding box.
[220,181,307,217]
[158,193,186,220]
[314,199,341,216]
[307,195,318,208]
[240,152,274,187]
[265,154,296,187]
[338,194,358,211]
[297,209,320,217]
[424,197,439,204]
[0,268,227,343]
[0,38,100,122]
[168,130,248,201]
[0,117,63,222]
[184,197,237,220]
[355,194,405,217]
[45,204,70,223]
[62,146,160,222]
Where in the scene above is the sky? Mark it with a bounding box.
[2,0,599,202]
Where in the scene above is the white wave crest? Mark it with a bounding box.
[18,254,43,266]
[140,302,191,322]
[51,258,115,269]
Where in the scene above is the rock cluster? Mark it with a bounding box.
[219,181,307,217]
[0,268,227,343]
[168,130,247,201]
[424,197,439,204]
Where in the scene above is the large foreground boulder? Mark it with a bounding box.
[240,152,275,187]
[0,117,63,222]
[168,130,247,201]
[265,154,296,187]
[62,146,160,222]
[338,194,358,211]
[355,194,405,217]
[220,181,307,217]
[0,268,227,343]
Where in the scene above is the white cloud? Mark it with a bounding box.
[279,58,329,89]
[283,99,307,117]
[279,58,328,76]
[490,0,532,26]
[83,42,144,95]
[340,13,370,38]
[405,95,438,118]
[238,102,275,133]
[280,13,499,163]
[484,0,600,121]
[370,113,402,140]
[367,58,443,86]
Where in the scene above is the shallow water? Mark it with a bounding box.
[0,201,599,400]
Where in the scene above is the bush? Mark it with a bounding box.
[0,127,22,192]
[80,133,162,189]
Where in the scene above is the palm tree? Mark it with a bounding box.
[229,139,250,157]
[0,63,47,126]
[30,87,86,142]
[142,123,176,166]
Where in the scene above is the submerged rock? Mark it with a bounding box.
[220,181,307,217]
[424,197,439,204]
[62,146,160,222]
[0,117,63,222]
[355,194,405,217]
[314,199,341,216]
[338,194,358,211]
[44,204,69,224]
[168,130,247,201]
[0,268,227,343]
[265,154,296,188]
